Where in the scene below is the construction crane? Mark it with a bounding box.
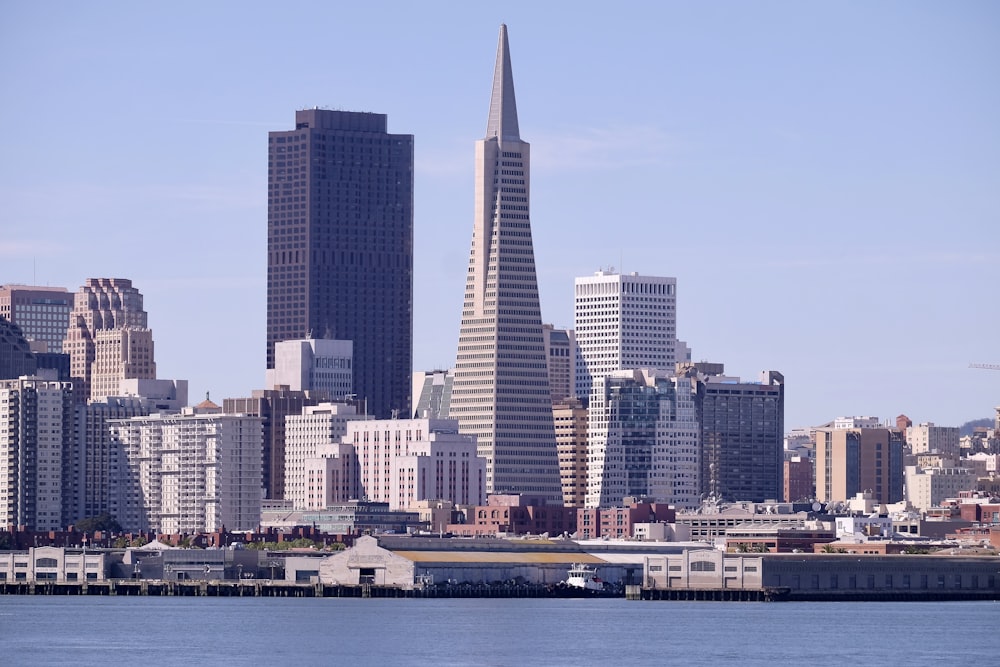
[969,363,1000,371]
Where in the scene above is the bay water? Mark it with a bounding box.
[1,597,996,666]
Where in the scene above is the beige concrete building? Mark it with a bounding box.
[0,546,106,583]
[905,465,977,513]
[553,398,588,507]
[815,427,904,504]
[66,278,155,403]
[907,422,960,457]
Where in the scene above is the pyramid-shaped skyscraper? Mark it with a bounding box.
[450,25,562,502]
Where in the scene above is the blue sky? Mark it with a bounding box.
[1,1,997,430]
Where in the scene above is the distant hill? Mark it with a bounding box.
[960,418,994,437]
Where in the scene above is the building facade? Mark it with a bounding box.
[907,422,960,458]
[815,427,904,504]
[266,109,413,420]
[574,270,677,403]
[450,25,562,501]
[696,371,785,503]
[411,369,453,420]
[265,338,352,400]
[110,407,263,534]
[0,377,74,530]
[284,402,366,510]
[224,387,324,501]
[542,324,575,403]
[585,370,699,509]
[345,417,485,510]
[0,317,37,380]
[553,398,588,507]
[0,285,73,354]
[65,278,155,403]
[783,455,813,502]
[905,465,977,513]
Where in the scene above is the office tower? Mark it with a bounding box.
[815,427,904,504]
[344,417,485,510]
[224,388,324,500]
[0,316,37,379]
[0,377,74,530]
[65,278,155,403]
[696,371,785,503]
[542,325,575,403]
[585,370,700,509]
[553,398,588,507]
[110,404,263,534]
[412,369,454,419]
[450,25,563,502]
[284,402,367,510]
[266,109,413,420]
[574,270,677,402]
[266,338,353,400]
[0,285,74,353]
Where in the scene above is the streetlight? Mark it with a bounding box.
[237,564,243,581]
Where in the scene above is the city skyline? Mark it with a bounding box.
[2,3,997,430]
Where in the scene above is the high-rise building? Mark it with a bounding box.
[266,109,413,420]
[224,387,324,500]
[412,369,454,420]
[815,427,904,505]
[65,278,155,403]
[0,285,74,353]
[0,377,74,530]
[553,398,588,507]
[110,403,263,534]
[585,370,700,509]
[266,338,352,400]
[783,455,813,502]
[450,25,562,502]
[906,422,960,458]
[574,270,677,402]
[696,371,785,503]
[542,325,575,403]
[0,316,37,380]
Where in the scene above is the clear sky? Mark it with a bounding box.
[1,1,997,430]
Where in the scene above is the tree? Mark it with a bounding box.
[74,513,123,534]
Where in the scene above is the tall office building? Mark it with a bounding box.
[412,370,454,420]
[696,371,785,503]
[815,427,904,505]
[585,370,700,509]
[542,325,575,403]
[574,270,677,402]
[553,398,588,507]
[0,316,37,380]
[266,109,413,419]
[266,338,353,400]
[450,25,563,501]
[0,285,74,354]
[65,278,156,403]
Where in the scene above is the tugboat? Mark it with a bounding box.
[564,563,605,592]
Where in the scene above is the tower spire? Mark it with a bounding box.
[486,24,520,141]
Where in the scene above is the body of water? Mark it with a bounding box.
[1,597,996,666]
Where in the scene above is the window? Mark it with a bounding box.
[691,561,716,572]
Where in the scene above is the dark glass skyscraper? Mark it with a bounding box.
[267,110,414,419]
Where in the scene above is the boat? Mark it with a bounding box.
[564,563,605,592]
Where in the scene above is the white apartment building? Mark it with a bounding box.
[266,338,353,400]
[344,417,485,510]
[585,370,699,509]
[574,270,677,402]
[0,377,73,531]
[284,402,368,510]
[303,443,358,510]
[905,465,977,513]
[110,407,263,534]
[907,422,960,457]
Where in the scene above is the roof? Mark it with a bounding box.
[392,551,607,565]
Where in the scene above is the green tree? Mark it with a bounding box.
[74,513,123,534]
